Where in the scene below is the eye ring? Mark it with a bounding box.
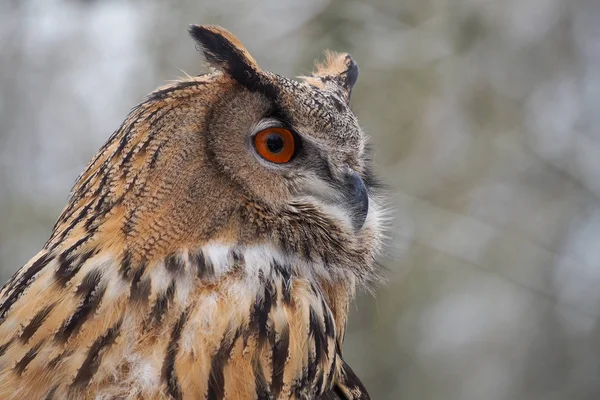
[254,127,295,164]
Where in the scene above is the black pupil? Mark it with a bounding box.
[266,134,284,154]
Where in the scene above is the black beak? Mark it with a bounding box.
[341,170,369,230]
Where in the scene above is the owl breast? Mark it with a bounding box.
[0,244,350,400]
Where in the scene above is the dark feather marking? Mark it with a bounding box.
[57,201,92,239]
[338,359,371,400]
[322,299,335,340]
[78,158,110,196]
[0,252,53,323]
[272,261,292,305]
[21,303,55,343]
[55,252,77,285]
[56,269,106,342]
[49,202,93,250]
[165,253,185,274]
[120,142,138,171]
[282,279,292,305]
[93,174,112,206]
[330,95,344,112]
[48,350,73,370]
[292,366,310,398]
[315,370,325,396]
[111,118,139,165]
[122,207,136,237]
[119,249,133,279]
[207,327,242,400]
[305,352,318,393]
[231,248,244,264]
[302,306,326,394]
[14,340,44,375]
[310,307,328,363]
[144,109,175,142]
[161,307,191,400]
[91,192,108,219]
[54,237,96,285]
[78,246,97,267]
[114,128,131,156]
[0,269,18,296]
[0,338,14,358]
[271,322,290,397]
[76,269,103,295]
[191,249,214,280]
[71,319,122,388]
[327,351,338,389]
[43,385,59,400]
[252,355,271,400]
[143,107,162,130]
[149,141,166,170]
[250,275,275,341]
[66,199,94,228]
[147,279,176,326]
[91,189,115,220]
[230,248,245,273]
[130,264,150,304]
[61,248,98,284]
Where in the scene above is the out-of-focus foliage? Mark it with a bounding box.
[2,0,600,398]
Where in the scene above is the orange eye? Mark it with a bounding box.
[254,127,295,164]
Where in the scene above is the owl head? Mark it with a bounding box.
[56,25,384,287]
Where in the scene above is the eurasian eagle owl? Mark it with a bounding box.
[0,25,384,399]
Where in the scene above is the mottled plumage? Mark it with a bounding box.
[0,25,384,399]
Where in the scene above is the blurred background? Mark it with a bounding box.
[2,0,600,398]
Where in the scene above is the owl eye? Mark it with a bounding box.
[254,127,295,164]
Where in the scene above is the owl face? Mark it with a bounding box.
[206,76,370,230]
[190,26,382,268]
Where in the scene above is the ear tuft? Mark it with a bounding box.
[305,51,359,103]
[188,25,266,92]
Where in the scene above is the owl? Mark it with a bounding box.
[0,25,383,399]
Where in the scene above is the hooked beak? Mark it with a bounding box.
[300,167,369,231]
[339,169,369,231]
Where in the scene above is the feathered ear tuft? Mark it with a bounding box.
[189,25,269,94]
[303,51,359,103]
